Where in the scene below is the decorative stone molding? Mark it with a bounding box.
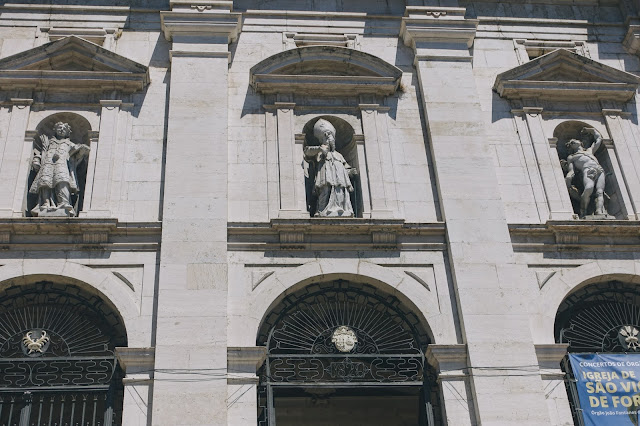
[250,46,402,96]
[40,27,121,47]
[493,49,640,102]
[400,6,478,61]
[227,346,267,385]
[372,230,397,248]
[279,230,305,249]
[513,39,589,64]
[283,32,360,50]
[425,344,468,380]
[82,231,109,245]
[0,36,149,94]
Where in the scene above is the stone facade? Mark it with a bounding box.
[0,0,639,425]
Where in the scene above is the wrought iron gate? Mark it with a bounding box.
[257,281,438,425]
[0,282,126,426]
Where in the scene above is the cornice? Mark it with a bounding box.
[509,220,640,252]
[227,219,446,251]
[0,218,161,251]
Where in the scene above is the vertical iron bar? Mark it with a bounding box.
[80,394,86,426]
[58,396,64,426]
[69,395,76,426]
[36,395,43,426]
[267,384,276,426]
[7,397,14,426]
[47,395,53,426]
[92,394,97,426]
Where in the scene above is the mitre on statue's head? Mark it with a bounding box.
[313,118,336,142]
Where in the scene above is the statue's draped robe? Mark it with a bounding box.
[305,145,354,217]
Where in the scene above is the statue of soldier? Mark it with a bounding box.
[564,127,607,218]
[29,122,90,217]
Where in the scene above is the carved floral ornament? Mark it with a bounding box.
[619,326,640,351]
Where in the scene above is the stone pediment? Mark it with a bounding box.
[250,46,402,96]
[0,36,149,93]
[493,49,640,102]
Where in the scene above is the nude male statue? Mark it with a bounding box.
[564,127,606,218]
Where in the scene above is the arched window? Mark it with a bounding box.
[0,281,126,426]
[257,280,439,426]
[555,281,640,425]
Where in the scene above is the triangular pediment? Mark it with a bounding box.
[493,49,640,102]
[250,46,402,96]
[0,36,149,93]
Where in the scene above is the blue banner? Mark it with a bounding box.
[570,353,640,426]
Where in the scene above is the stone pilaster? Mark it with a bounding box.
[535,344,573,426]
[602,108,640,219]
[0,98,32,217]
[401,6,551,424]
[426,344,475,426]
[115,347,155,426]
[83,99,121,217]
[226,347,267,426]
[154,2,241,424]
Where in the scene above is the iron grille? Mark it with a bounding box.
[257,281,438,425]
[0,282,126,426]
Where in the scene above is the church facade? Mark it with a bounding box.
[0,0,639,425]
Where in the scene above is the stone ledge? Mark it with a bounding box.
[509,220,640,252]
[0,218,161,251]
[115,347,155,374]
[228,219,446,251]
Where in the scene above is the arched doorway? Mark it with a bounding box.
[555,281,640,425]
[0,281,127,425]
[257,280,439,426]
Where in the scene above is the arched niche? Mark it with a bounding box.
[26,112,93,217]
[553,120,627,219]
[302,115,363,217]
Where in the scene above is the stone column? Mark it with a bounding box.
[83,99,122,217]
[0,98,32,217]
[426,344,474,426]
[522,107,575,220]
[602,108,640,219]
[80,130,101,217]
[226,347,267,426]
[401,6,551,424]
[535,344,573,426]
[155,2,241,425]
[354,134,372,218]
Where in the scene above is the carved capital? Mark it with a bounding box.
[400,6,477,60]
[115,347,155,374]
[227,346,267,385]
[426,344,468,379]
[535,343,568,380]
[160,8,242,43]
[623,19,640,56]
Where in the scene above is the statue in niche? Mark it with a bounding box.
[304,119,357,217]
[562,127,612,219]
[29,122,90,217]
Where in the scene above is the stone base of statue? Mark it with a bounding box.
[31,205,76,217]
[582,213,616,220]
